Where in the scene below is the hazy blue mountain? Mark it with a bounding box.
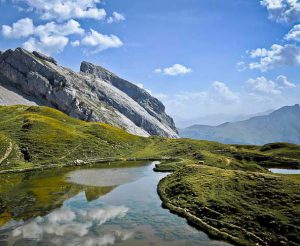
[175,109,274,128]
[179,104,300,145]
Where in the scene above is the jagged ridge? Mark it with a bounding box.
[0,48,178,138]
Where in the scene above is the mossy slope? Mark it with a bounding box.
[0,105,300,246]
[0,105,299,173]
[158,164,300,245]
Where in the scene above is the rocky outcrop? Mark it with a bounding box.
[80,61,177,134]
[32,51,57,65]
[0,48,178,138]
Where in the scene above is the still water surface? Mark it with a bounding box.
[269,168,300,174]
[0,161,230,246]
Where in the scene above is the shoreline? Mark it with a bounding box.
[156,176,264,246]
[0,157,181,174]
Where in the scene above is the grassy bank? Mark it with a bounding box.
[156,162,300,245]
[1,105,299,173]
[0,105,300,245]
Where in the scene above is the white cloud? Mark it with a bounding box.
[2,18,84,39]
[154,68,162,73]
[81,29,123,53]
[16,0,106,21]
[155,64,192,76]
[236,61,247,71]
[2,18,34,38]
[248,44,300,71]
[107,12,125,24]
[156,76,299,124]
[136,83,144,89]
[276,75,296,87]
[71,40,80,47]
[285,24,300,41]
[246,75,296,95]
[212,81,239,102]
[249,48,269,58]
[156,82,238,105]
[23,36,69,54]
[2,18,84,54]
[154,81,239,122]
[34,19,84,37]
[260,0,300,23]
[135,83,152,94]
[247,76,281,95]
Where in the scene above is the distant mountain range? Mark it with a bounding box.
[175,110,274,128]
[179,104,300,145]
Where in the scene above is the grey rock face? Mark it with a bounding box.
[0,48,178,138]
[80,61,177,134]
[32,51,57,65]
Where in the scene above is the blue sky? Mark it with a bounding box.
[1,0,300,126]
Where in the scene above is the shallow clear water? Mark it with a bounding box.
[0,161,230,246]
[269,168,300,174]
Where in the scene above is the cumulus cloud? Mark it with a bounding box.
[2,18,85,54]
[71,40,80,47]
[155,64,192,76]
[81,29,123,53]
[285,24,300,41]
[246,75,296,95]
[247,76,281,95]
[276,75,296,87]
[260,0,300,23]
[2,18,34,38]
[23,36,69,54]
[15,0,106,21]
[107,12,125,24]
[2,18,84,39]
[248,44,300,71]
[34,19,84,37]
[212,81,239,103]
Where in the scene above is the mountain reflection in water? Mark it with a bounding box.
[0,161,230,246]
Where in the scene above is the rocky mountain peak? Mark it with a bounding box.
[0,48,178,138]
[80,61,177,134]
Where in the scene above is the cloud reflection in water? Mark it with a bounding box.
[12,205,132,245]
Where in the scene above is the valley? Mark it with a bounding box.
[0,105,299,245]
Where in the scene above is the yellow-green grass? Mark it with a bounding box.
[0,105,299,173]
[0,105,300,245]
[157,163,300,245]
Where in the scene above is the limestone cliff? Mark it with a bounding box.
[0,48,178,138]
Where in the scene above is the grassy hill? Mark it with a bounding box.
[0,105,270,172]
[0,105,299,245]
